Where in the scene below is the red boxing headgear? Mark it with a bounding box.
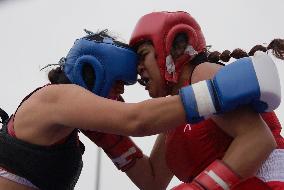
[130,11,206,83]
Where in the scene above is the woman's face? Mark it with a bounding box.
[137,43,167,98]
[108,80,125,100]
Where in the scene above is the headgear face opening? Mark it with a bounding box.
[129,11,206,83]
[64,33,138,97]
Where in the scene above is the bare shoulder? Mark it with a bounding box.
[16,84,88,125]
[27,84,99,109]
[32,84,83,102]
[31,83,101,119]
[191,62,223,83]
[13,84,85,145]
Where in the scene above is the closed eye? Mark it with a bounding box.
[138,54,145,62]
[138,49,149,62]
[138,51,147,61]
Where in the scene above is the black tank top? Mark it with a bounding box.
[0,85,85,190]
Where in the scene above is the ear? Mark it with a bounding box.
[165,24,199,56]
[73,55,105,95]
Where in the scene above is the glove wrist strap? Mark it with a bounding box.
[194,160,241,190]
[104,136,143,172]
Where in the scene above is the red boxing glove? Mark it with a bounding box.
[171,182,205,190]
[193,160,241,190]
[173,160,241,190]
[81,130,143,172]
[233,177,272,190]
[173,160,272,190]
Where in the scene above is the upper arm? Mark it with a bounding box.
[41,84,139,135]
[149,134,174,185]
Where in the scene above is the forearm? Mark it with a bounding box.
[222,122,276,178]
[126,156,156,189]
[213,107,277,178]
[53,85,186,136]
[124,96,186,136]
[84,130,173,189]
[125,134,173,190]
[126,156,168,190]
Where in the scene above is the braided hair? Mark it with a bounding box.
[207,39,284,63]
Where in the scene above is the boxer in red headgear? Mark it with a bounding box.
[130,11,206,84]
[117,11,284,190]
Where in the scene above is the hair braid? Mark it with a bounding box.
[207,38,284,64]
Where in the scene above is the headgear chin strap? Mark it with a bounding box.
[129,11,206,83]
[64,35,138,97]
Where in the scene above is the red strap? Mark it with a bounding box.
[171,182,205,190]
[82,130,143,171]
[194,160,241,190]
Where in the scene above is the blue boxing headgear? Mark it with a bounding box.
[63,32,138,97]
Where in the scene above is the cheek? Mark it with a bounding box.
[151,72,167,97]
[144,57,159,76]
[144,53,157,67]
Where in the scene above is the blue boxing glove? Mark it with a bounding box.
[180,51,281,123]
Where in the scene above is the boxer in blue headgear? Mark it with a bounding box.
[63,29,138,97]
